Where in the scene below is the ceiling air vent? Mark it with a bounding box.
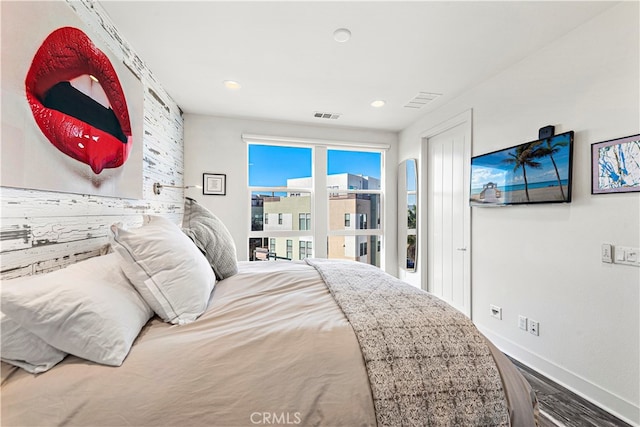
[403,92,442,109]
[314,111,341,120]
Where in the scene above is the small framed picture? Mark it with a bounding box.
[591,134,640,194]
[203,173,226,195]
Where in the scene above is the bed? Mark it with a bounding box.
[1,200,539,426]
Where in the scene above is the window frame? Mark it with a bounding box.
[245,134,387,266]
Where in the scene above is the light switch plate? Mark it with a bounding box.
[601,243,613,263]
[518,315,528,330]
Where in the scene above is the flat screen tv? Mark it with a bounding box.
[470,131,574,206]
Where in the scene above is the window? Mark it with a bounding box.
[299,213,311,230]
[358,214,367,230]
[299,240,312,260]
[246,138,385,267]
[359,242,368,256]
[286,240,293,259]
[299,241,306,259]
[326,149,383,267]
[270,238,276,253]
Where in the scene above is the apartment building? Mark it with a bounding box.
[251,173,381,265]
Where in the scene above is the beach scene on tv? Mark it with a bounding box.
[470,132,573,205]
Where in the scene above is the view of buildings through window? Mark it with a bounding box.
[248,144,383,266]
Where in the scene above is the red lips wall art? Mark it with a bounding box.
[25,27,132,175]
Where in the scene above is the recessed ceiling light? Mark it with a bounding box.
[371,100,386,108]
[333,28,351,43]
[223,80,241,90]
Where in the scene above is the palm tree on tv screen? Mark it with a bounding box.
[541,137,569,200]
[503,143,545,201]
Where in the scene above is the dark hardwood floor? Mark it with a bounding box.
[511,358,632,427]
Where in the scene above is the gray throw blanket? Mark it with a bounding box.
[306,258,510,426]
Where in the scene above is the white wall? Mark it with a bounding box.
[183,115,398,271]
[398,3,639,424]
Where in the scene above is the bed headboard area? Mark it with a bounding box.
[0,0,184,279]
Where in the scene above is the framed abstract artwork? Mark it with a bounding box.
[591,134,640,194]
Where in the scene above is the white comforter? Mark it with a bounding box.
[1,261,537,426]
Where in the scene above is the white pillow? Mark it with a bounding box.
[0,254,153,367]
[110,215,216,325]
[1,312,67,373]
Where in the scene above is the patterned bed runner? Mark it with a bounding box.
[306,258,509,426]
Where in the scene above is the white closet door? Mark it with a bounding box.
[423,112,471,316]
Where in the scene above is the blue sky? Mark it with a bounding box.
[249,145,381,187]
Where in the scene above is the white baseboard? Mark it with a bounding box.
[479,327,640,427]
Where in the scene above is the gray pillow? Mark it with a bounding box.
[182,198,238,280]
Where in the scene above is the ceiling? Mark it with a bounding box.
[100,1,616,132]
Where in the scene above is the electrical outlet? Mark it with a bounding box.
[518,315,528,330]
[490,305,502,320]
[528,320,539,336]
[615,246,640,267]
